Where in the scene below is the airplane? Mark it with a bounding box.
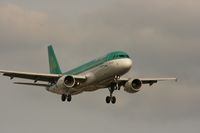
[0,45,177,104]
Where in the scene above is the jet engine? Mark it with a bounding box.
[56,75,76,89]
[124,79,142,93]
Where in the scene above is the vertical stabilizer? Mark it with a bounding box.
[48,45,62,74]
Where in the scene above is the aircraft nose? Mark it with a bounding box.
[121,58,132,70]
[124,59,132,70]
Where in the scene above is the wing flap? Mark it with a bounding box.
[14,82,51,87]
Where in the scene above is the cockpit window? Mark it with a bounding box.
[112,54,130,59]
[119,55,129,58]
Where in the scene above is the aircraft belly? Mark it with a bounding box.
[75,63,115,93]
[47,85,65,95]
[47,59,131,95]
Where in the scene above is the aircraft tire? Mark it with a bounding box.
[106,96,111,104]
[111,96,116,104]
[67,95,72,102]
[61,94,66,102]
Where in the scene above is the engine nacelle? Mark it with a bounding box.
[56,75,76,89]
[124,79,142,93]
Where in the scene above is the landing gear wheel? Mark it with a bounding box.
[67,95,72,102]
[106,96,111,104]
[61,94,66,102]
[111,96,116,104]
[105,82,119,104]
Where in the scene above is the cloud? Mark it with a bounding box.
[0,4,47,31]
[0,4,48,38]
[0,1,200,133]
[0,1,199,80]
[0,4,48,51]
[79,0,200,45]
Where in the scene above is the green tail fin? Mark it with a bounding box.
[48,45,62,74]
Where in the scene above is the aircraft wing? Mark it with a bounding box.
[139,78,177,85]
[0,70,86,83]
[118,77,177,86]
[13,82,51,87]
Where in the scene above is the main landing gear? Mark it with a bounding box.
[61,94,72,102]
[106,83,119,104]
[106,95,116,104]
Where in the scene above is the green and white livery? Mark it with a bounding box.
[0,45,177,104]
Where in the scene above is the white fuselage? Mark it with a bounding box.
[47,58,132,95]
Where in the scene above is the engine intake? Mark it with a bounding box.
[56,75,76,89]
[64,76,76,88]
[124,79,142,93]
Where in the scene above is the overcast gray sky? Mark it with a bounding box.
[0,0,200,133]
